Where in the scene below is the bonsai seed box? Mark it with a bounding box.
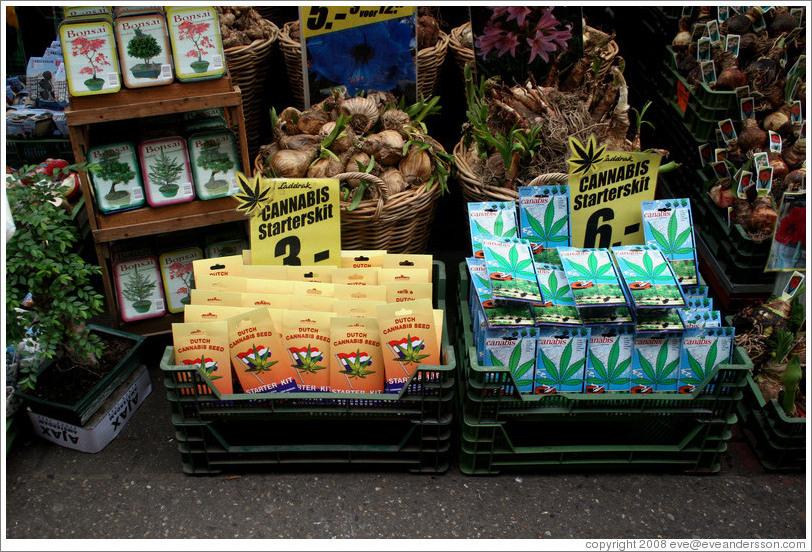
[26,364,151,453]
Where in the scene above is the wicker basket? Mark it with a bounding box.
[223,18,279,160]
[448,22,474,79]
[417,31,449,100]
[252,152,441,253]
[453,139,568,204]
[278,20,449,108]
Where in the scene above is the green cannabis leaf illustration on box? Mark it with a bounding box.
[649,211,694,257]
[682,339,719,386]
[536,340,585,388]
[587,338,631,388]
[524,199,569,245]
[489,345,534,390]
[633,342,679,390]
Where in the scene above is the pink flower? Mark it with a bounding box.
[526,31,559,63]
[497,32,520,58]
[79,67,93,76]
[534,8,562,33]
[489,6,509,19]
[505,7,533,28]
[475,22,505,58]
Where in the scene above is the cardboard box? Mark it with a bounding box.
[26,365,151,453]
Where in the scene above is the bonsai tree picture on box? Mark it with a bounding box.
[127,27,163,79]
[178,20,214,73]
[196,139,234,192]
[70,35,111,91]
[97,149,136,204]
[6,164,145,425]
[167,260,194,305]
[121,266,158,314]
[148,149,184,198]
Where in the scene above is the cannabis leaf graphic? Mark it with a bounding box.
[566,252,616,283]
[473,210,517,238]
[538,268,575,305]
[524,200,569,245]
[649,211,694,256]
[339,350,375,379]
[182,356,222,381]
[535,340,585,387]
[619,252,671,284]
[587,339,631,387]
[567,134,606,176]
[488,244,536,281]
[234,172,271,216]
[681,339,719,386]
[391,335,430,366]
[238,344,278,375]
[490,345,535,389]
[290,345,326,374]
[633,342,679,390]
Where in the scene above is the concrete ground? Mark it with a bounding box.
[3,331,808,542]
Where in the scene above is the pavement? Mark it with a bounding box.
[3,305,809,543]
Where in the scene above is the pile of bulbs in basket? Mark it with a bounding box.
[254,90,451,208]
[171,250,444,395]
[464,191,736,395]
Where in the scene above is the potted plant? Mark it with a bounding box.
[6,163,147,427]
[147,148,183,198]
[70,35,111,91]
[178,20,214,73]
[732,287,806,470]
[127,27,163,79]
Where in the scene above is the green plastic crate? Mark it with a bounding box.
[16,324,146,426]
[173,417,452,474]
[455,262,750,474]
[664,46,741,124]
[736,374,806,471]
[160,261,456,474]
[5,138,75,168]
[458,410,736,475]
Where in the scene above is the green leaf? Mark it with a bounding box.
[588,253,598,275]
[674,226,692,249]
[608,339,619,372]
[638,353,656,381]
[650,226,670,252]
[643,252,654,274]
[514,358,535,379]
[589,352,609,380]
[610,358,632,380]
[549,216,568,236]
[508,245,519,268]
[488,248,512,271]
[507,343,523,372]
[489,351,504,367]
[527,214,547,239]
[563,358,585,380]
[494,212,504,237]
[667,213,678,245]
[687,353,705,381]
[560,340,573,372]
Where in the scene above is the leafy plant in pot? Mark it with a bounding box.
[6,163,147,426]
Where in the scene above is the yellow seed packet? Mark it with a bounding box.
[378,268,432,284]
[192,254,244,281]
[183,304,250,323]
[331,267,381,286]
[172,321,233,395]
[385,282,433,304]
[376,298,440,393]
[242,264,288,280]
[382,254,433,282]
[293,294,336,312]
[292,281,336,297]
[333,284,387,302]
[330,317,385,393]
[189,289,244,307]
[286,265,334,282]
[243,278,295,295]
[332,300,386,318]
[240,293,291,310]
[281,310,336,392]
[193,274,248,293]
[227,307,298,393]
[434,309,445,347]
[341,250,387,268]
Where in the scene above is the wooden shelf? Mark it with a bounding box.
[66,76,251,336]
[90,196,247,242]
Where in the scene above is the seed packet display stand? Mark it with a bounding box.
[65,76,251,336]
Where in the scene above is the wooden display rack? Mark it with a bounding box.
[66,76,251,336]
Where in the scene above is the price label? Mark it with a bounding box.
[567,136,660,248]
[239,174,342,266]
[302,6,414,38]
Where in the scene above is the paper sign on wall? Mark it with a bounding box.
[567,135,661,248]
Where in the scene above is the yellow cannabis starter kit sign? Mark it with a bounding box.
[567,135,661,248]
[234,173,341,266]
